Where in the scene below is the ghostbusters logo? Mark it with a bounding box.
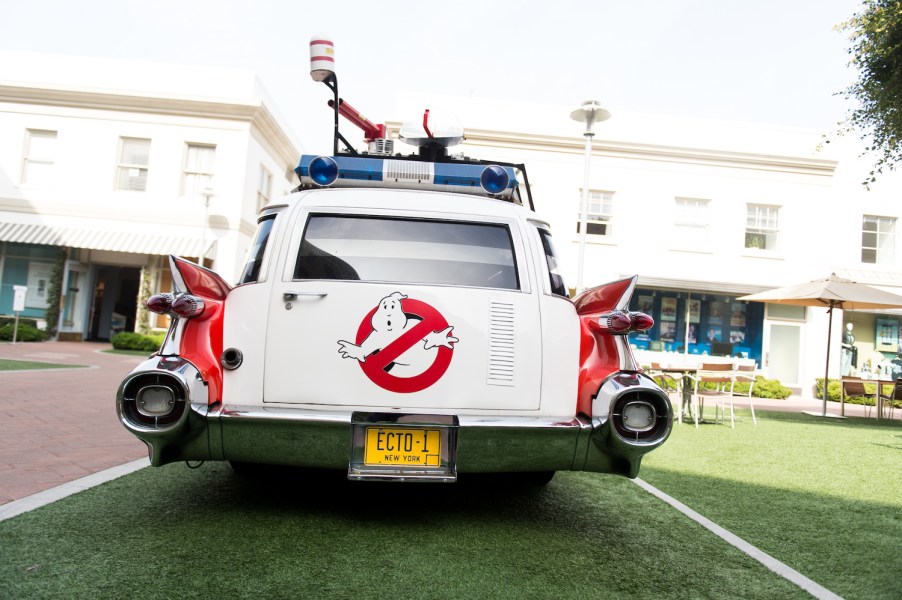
[337,292,459,393]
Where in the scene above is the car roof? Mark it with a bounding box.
[272,187,547,223]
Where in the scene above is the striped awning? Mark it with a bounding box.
[0,222,206,257]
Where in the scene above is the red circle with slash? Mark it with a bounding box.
[355,298,454,393]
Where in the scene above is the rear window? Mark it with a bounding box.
[536,227,569,297]
[238,214,276,284]
[294,215,519,290]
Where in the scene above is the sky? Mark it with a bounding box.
[0,0,867,153]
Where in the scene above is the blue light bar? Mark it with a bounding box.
[295,155,520,200]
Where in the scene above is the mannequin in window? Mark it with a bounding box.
[889,344,902,379]
[841,323,857,376]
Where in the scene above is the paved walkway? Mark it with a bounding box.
[0,341,147,505]
[0,341,896,506]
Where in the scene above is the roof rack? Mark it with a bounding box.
[303,37,534,210]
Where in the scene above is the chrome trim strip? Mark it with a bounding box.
[159,255,188,356]
[615,335,639,371]
[160,316,187,356]
[169,255,187,293]
[215,405,585,430]
[615,275,638,311]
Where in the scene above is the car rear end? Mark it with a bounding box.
[116,174,671,482]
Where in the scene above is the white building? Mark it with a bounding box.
[387,93,902,395]
[1,54,900,397]
[0,52,300,340]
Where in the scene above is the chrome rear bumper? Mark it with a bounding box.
[117,357,671,479]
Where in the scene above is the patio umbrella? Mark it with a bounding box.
[738,274,902,417]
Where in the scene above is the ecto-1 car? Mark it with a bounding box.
[115,39,671,483]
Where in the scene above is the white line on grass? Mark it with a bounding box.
[0,458,150,522]
[633,478,842,600]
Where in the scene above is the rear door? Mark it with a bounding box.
[263,204,542,411]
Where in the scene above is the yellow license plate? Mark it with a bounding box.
[364,427,441,467]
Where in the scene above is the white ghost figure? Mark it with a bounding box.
[337,292,458,377]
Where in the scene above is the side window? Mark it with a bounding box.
[536,227,568,298]
[21,129,57,186]
[295,215,519,290]
[116,137,150,191]
[238,214,276,284]
[182,143,216,197]
[576,190,614,236]
[257,165,272,211]
[745,203,780,251]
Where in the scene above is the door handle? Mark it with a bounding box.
[283,291,327,310]
[283,291,328,301]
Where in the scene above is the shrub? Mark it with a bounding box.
[0,316,39,329]
[650,372,792,399]
[815,377,894,407]
[0,323,48,342]
[814,378,842,403]
[111,331,165,352]
[745,376,793,399]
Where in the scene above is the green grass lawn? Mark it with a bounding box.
[0,358,83,371]
[0,410,898,599]
[102,349,154,356]
[641,410,902,600]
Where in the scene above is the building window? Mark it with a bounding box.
[862,215,895,264]
[673,197,710,246]
[745,204,779,251]
[116,137,151,191]
[21,129,57,186]
[182,143,216,196]
[576,190,613,236]
[257,165,272,211]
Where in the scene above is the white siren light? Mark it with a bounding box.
[309,36,335,82]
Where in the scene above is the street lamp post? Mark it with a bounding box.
[200,187,214,267]
[570,100,611,293]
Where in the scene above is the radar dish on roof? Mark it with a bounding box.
[399,109,464,148]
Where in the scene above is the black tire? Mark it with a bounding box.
[518,471,556,485]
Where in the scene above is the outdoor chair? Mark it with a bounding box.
[878,378,901,420]
[733,362,758,427]
[686,362,736,428]
[841,379,877,418]
[648,362,682,417]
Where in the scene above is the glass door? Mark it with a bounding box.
[60,262,89,338]
[765,322,802,387]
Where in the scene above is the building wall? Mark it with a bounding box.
[389,93,902,395]
[0,52,301,339]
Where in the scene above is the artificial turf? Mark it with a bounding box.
[0,358,83,371]
[641,409,902,600]
[0,410,897,599]
[1,466,804,598]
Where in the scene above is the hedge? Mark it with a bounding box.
[651,373,791,399]
[111,331,165,352]
[0,316,39,329]
[0,322,48,342]
[815,378,899,407]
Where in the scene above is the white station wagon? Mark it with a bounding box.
[116,50,671,483]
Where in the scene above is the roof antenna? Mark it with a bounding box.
[309,36,390,156]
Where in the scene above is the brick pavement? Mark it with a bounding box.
[0,341,895,507]
[0,341,147,505]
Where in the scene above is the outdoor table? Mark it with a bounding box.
[660,366,699,423]
[840,376,894,419]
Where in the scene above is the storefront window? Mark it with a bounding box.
[629,288,764,366]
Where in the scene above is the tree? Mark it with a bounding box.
[839,0,902,186]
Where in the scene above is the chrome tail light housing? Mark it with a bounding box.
[585,371,673,477]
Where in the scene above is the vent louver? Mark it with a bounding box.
[488,300,515,386]
[384,159,435,183]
